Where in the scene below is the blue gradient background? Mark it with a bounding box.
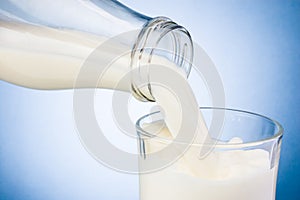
[0,0,299,199]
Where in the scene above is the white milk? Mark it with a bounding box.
[140,122,277,200]
[0,21,130,91]
[0,21,275,200]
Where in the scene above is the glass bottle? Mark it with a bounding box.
[0,0,193,102]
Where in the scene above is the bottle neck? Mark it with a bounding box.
[131,17,194,102]
[0,0,150,37]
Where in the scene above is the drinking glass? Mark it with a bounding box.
[136,107,283,200]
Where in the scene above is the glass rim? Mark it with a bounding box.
[135,107,284,148]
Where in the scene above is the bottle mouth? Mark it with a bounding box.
[130,17,194,102]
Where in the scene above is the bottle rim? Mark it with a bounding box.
[130,16,194,102]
